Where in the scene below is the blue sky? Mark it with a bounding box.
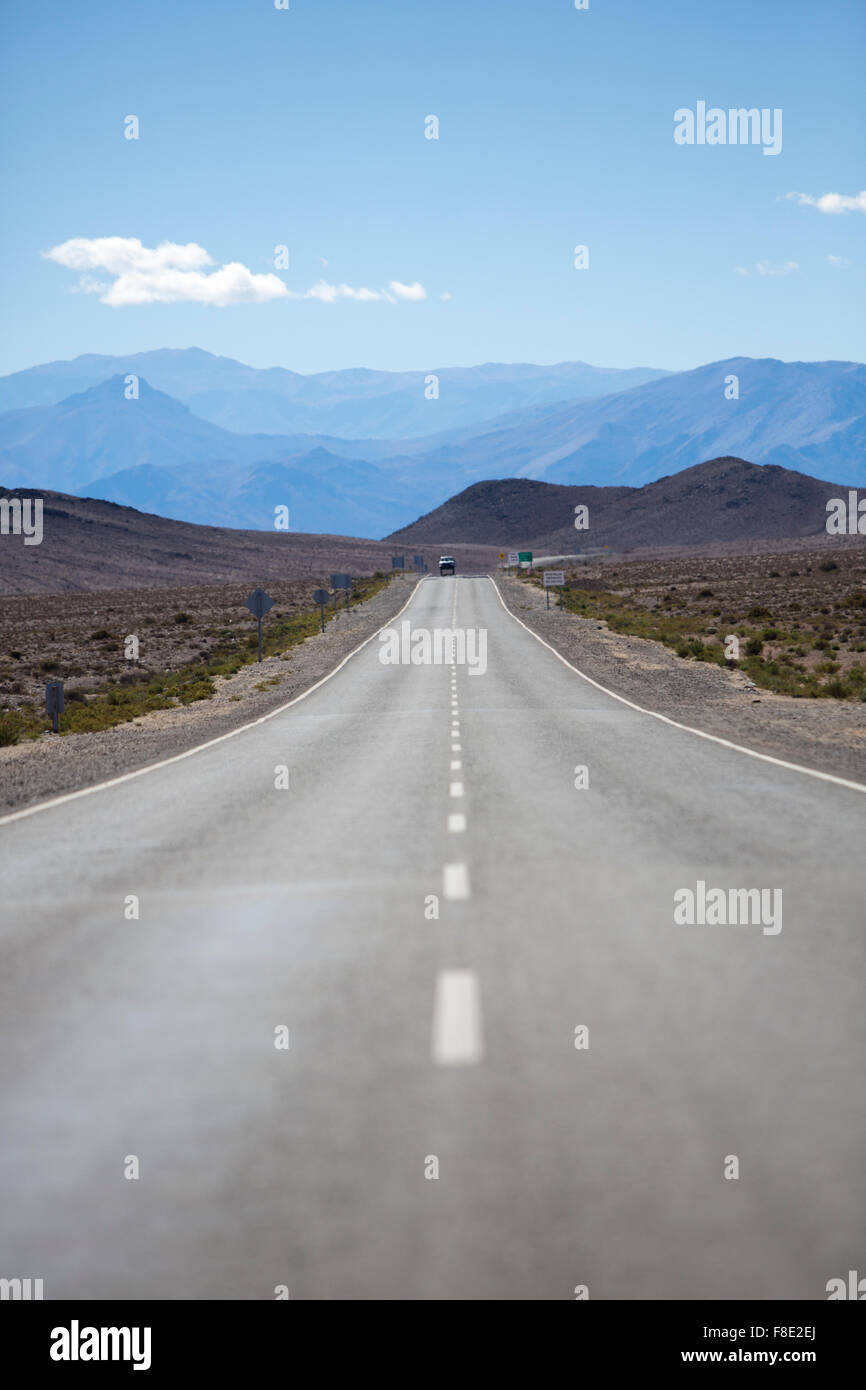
[0,0,863,377]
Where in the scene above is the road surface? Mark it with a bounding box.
[1,576,864,1300]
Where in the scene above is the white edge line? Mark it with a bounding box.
[489,577,866,795]
[0,577,429,827]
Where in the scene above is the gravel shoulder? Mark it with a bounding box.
[0,575,420,815]
[498,576,866,787]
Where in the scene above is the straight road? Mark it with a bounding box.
[1,576,864,1300]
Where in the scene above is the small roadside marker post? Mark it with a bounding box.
[45,680,64,733]
[244,587,275,661]
[507,550,519,575]
[313,588,330,633]
[543,570,565,610]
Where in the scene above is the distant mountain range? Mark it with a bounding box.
[387,457,853,553]
[0,350,862,536]
[0,349,668,440]
[402,357,866,490]
[0,378,430,536]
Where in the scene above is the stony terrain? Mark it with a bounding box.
[0,573,421,813]
[0,576,368,714]
[500,559,866,784]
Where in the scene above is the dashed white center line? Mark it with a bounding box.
[447,812,466,833]
[432,969,483,1065]
[449,781,464,797]
[443,862,471,899]
[450,759,462,770]
[451,742,461,752]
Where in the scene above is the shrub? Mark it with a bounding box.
[0,712,24,746]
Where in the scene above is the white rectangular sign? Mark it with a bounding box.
[543,570,565,586]
[507,551,519,565]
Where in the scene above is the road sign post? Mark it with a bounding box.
[244,587,275,661]
[413,554,424,572]
[518,550,533,573]
[391,556,404,571]
[507,550,519,574]
[45,680,64,734]
[543,570,565,609]
[331,573,351,613]
[313,588,330,633]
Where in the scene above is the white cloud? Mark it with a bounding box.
[828,254,851,268]
[785,190,866,215]
[44,236,429,308]
[45,236,213,275]
[303,280,384,302]
[756,260,798,276]
[440,290,453,300]
[733,266,750,277]
[296,278,428,304]
[389,279,427,301]
[44,236,288,306]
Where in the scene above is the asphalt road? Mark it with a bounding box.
[1,576,864,1300]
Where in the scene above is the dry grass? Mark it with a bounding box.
[528,545,866,700]
[0,574,389,743]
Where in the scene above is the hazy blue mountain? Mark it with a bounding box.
[416,357,866,487]
[0,348,670,439]
[0,375,435,535]
[0,376,292,492]
[84,449,435,538]
[1,357,862,536]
